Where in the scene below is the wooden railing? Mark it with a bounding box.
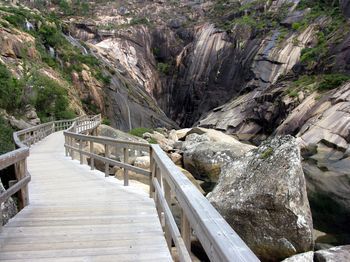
[64,115,260,262]
[0,115,88,230]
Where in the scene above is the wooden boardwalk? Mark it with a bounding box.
[0,132,172,261]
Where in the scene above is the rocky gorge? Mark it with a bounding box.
[0,0,349,261]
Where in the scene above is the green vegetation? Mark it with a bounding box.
[157,62,170,75]
[287,73,350,97]
[129,127,153,138]
[211,0,291,32]
[261,147,274,159]
[29,73,75,122]
[318,74,350,91]
[101,117,111,126]
[0,64,24,112]
[0,116,15,154]
[130,17,150,26]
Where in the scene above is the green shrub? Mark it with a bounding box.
[59,0,73,16]
[130,17,150,26]
[157,62,170,75]
[129,127,153,138]
[4,14,26,28]
[0,116,15,154]
[38,24,64,47]
[318,74,350,91]
[148,138,157,144]
[292,22,301,31]
[94,71,111,85]
[0,64,24,111]
[102,118,111,126]
[30,73,75,121]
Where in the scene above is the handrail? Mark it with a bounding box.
[64,115,260,262]
[0,114,89,230]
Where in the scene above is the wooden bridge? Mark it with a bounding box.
[0,115,259,261]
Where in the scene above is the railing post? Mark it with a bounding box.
[15,159,29,209]
[181,210,191,252]
[64,135,68,157]
[69,136,73,159]
[124,147,129,186]
[155,167,162,221]
[90,141,94,170]
[104,144,109,177]
[0,206,2,232]
[149,147,155,198]
[164,178,172,250]
[79,139,83,164]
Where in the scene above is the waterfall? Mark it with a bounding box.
[63,33,88,55]
[48,46,55,58]
[25,19,34,31]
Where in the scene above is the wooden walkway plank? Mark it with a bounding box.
[0,132,172,261]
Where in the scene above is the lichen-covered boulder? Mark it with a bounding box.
[208,135,313,261]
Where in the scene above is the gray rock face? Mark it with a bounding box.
[182,132,254,183]
[0,180,17,225]
[340,0,350,18]
[282,251,314,262]
[208,136,313,261]
[315,245,350,262]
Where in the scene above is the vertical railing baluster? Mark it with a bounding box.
[164,178,172,250]
[124,147,129,186]
[149,147,155,198]
[104,144,109,177]
[79,139,83,164]
[181,210,191,252]
[90,141,94,170]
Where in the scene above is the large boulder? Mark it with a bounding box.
[97,124,149,157]
[282,251,314,262]
[182,132,254,183]
[315,245,350,261]
[208,136,313,261]
[281,245,350,262]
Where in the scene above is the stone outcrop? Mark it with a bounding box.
[182,131,254,183]
[208,136,313,261]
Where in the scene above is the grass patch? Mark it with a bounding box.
[101,117,111,126]
[129,127,153,138]
[157,62,170,75]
